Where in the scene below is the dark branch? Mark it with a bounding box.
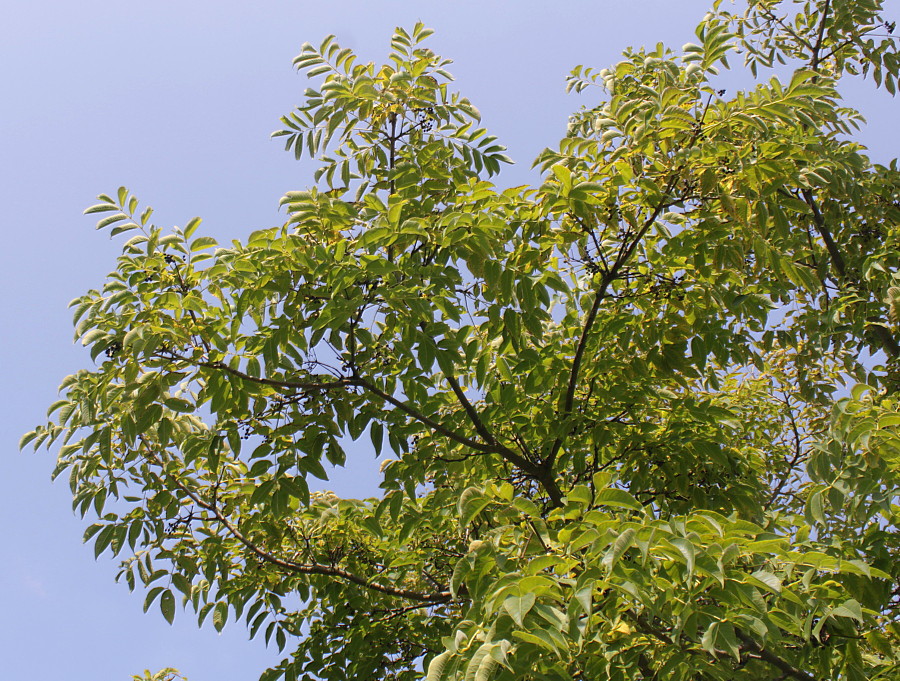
[146,442,451,604]
[799,189,900,358]
[355,375,564,504]
[810,0,832,71]
[735,629,818,681]
[546,170,684,472]
[199,359,353,392]
[170,349,565,503]
[352,375,498,454]
[444,372,495,446]
[627,610,820,681]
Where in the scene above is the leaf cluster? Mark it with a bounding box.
[21,3,900,681]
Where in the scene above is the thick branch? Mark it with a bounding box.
[546,173,683,471]
[789,8,899,359]
[559,275,611,420]
[173,352,491,451]
[628,610,819,681]
[193,354,498,455]
[171,351,563,502]
[799,189,900,358]
[800,188,845,278]
[735,630,818,681]
[356,374,564,503]
[546,99,717,455]
[810,0,832,72]
[444,372,495,445]
[353,375,498,455]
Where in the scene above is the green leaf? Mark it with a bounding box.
[160,589,175,624]
[95,213,129,230]
[171,573,192,596]
[213,602,228,632]
[807,490,826,524]
[84,202,120,214]
[369,422,384,458]
[474,651,499,681]
[511,629,559,656]
[513,497,541,518]
[144,586,166,613]
[190,236,218,251]
[459,489,491,527]
[602,528,636,570]
[701,621,740,660]
[747,570,782,595]
[593,488,642,511]
[93,525,115,558]
[573,586,593,615]
[831,599,863,623]
[669,537,696,579]
[183,217,202,239]
[464,643,495,681]
[426,651,453,681]
[503,592,536,627]
[18,430,37,450]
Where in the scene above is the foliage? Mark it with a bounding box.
[131,669,185,681]
[22,2,900,680]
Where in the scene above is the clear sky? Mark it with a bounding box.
[1,1,897,680]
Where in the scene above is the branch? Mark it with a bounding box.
[799,189,900,358]
[185,351,499,456]
[764,398,807,510]
[444,372,495,446]
[146,443,451,604]
[417,322,510,455]
[352,375,498,454]
[818,36,856,64]
[546,171,683,471]
[355,374,564,503]
[759,7,815,54]
[734,629,818,681]
[165,349,564,501]
[809,0,832,72]
[544,104,715,473]
[372,602,435,622]
[627,610,820,681]
[800,189,845,278]
[442,370,547,475]
[159,352,353,392]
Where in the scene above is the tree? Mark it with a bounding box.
[21,1,900,679]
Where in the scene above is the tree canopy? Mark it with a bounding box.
[22,1,900,679]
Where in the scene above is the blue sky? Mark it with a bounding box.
[1,1,897,679]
